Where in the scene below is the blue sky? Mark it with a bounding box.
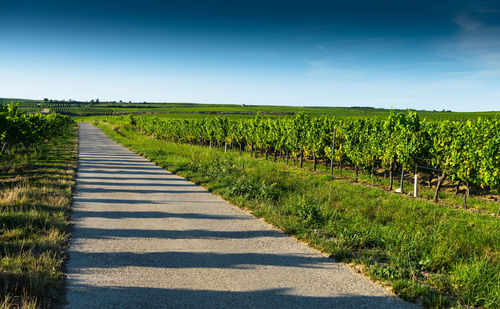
[1,0,500,111]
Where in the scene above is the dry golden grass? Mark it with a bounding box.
[0,124,77,308]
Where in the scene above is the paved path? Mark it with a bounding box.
[65,122,417,308]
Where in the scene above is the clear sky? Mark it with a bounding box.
[1,0,500,111]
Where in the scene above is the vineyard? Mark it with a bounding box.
[0,103,73,153]
[3,98,500,120]
[92,119,500,308]
[102,112,500,214]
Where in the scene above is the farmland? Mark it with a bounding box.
[2,98,500,120]
[1,100,499,308]
[83,106,499,307]
[88,119,500,308]
[97,112,500,215]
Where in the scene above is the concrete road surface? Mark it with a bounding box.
[64,122,418,308]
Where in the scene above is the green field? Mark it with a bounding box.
[2,98,500,120]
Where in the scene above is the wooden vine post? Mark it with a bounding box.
[330,129,336,176]
[389,161,394,191]
[497,190,500,217]
[399,167,405,193]
[231,133,234,152]
[464,182,470,209]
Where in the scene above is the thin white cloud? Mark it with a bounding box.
[449,13,500,66]
[304,58,328,67]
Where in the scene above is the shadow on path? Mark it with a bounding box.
[66,285,407,309]
[77,187,209,194]
[72,227,284,240]
[77,181,198,187]
[69,250,331,270]
[79,164,164,171]
[72,197,222,204]
[73,210,249,220]
[76,176,185,181]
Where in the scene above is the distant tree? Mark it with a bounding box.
[43,98,48,102]
[95,99,99,103]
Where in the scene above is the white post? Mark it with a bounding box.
[414,173,418,197]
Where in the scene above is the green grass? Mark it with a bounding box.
[0,124,78,308]
[283,157,499,216]
[205,144,499,216]
[94,121,499,308]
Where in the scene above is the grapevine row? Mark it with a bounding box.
[105,112,499,210]
[0,103,73,153]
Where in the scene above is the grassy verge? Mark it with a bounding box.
[250,154,499,216]
[0,124,78,308]
[95,121,499,308]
